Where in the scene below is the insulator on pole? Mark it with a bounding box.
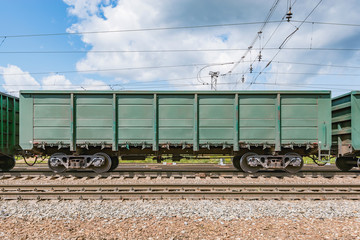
[286,8,293,22]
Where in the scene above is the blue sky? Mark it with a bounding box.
[0,1,81,71]
[1,0,360,96]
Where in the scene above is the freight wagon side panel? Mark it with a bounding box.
[239,94,276,146]
[20,91,331,153]
[76,95,113,145]
[0,93,19,155]
[281,95,330,148]
[117,94,154,145]
[332,91,360,155]
[351,93,360,150]
[332,93,351,156]
[199,95,234,144]
[158,95,194,144]
[238,93,330,151]
[20,94,71,150]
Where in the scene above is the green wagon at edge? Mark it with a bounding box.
[0,92,19,171]
[19,90,331,173]
[332,91,360,171]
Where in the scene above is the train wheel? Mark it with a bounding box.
[240,152,261,173]
[0,156,15,171]
[109,156,119,171]
[48,153,67,173]
[335,157,353,171]
[232,155,243,171]
[284,153,303,173]
[91,152,112,173]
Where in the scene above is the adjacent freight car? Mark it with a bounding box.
[0,92,19,171]
[19,90,331,173]
[332,91,360,171]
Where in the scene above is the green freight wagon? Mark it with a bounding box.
[0,92,19,171]
[332,91,360,171]
[20,90,331,173]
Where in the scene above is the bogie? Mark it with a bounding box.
[48,152,113,173]
[236,152,304,173]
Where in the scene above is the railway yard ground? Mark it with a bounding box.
[1,163,360,239]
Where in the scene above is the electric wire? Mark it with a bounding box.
[247,0,323,89]
[5,81,355,94]
[0,62,235,76]
[226,0,281,75]
[197,0,281,85]
[0,21,284,38]
[2,47,360,54]
[0,37,6,48]
[3,70,360,89]
[1,20,360,39]
[2,58,360,77]
[231,0,298,89]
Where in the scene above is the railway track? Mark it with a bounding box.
[1,170,359,179]
[2,164,360,179]
[1,183,360,200]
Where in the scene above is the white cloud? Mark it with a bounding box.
[42,74,75,90]
[62,0,360,94]
[64,0,258,90]
[82,78,111,90]
[63,0,109,19]
[0,65,113,95]
[0,65,40,96]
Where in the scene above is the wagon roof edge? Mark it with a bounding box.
[19,90,331,95]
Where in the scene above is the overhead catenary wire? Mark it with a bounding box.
[1,76,211,87]
[231,0,298,89]
[3,70,360,89]
[197,0,281,86]
[0,37,6,47]
[272,60,360,69]
[2,47,360,54]
[5,81,356,95]
[0,21,284,38]
[0,1,357,93]
[2,58,360,77]
[0,62,236,76]
[1,20,360,39]
[226,0,281,75]
[2,3,359,96]
[247,0,324,89]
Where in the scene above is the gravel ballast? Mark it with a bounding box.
[1,200,360,220]
[0,217,359,239]
[0,200,359,239]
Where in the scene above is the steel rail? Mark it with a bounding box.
[1,170,359,179]
[1,184,360,200]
